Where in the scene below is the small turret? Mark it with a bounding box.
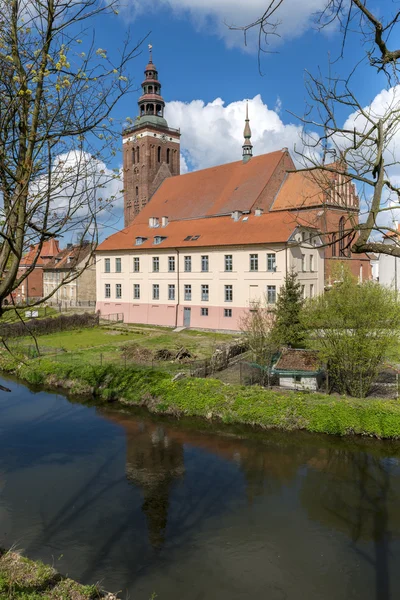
[242,102,253,163]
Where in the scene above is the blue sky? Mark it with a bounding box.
[83,1,399,239]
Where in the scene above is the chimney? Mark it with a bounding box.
[231,210,242,222]
[255,208,263,217]
[161,216,169,227]
[148,217,159,228]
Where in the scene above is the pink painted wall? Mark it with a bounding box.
[96,301,246,331]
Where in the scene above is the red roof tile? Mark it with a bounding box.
[97,211,316,252]
[21,239,60,266]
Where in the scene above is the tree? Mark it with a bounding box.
[232,1,400,257]
[272,268,305,348]
[301,265,400,397]
[0,0,142,316]
[239,298,277,385]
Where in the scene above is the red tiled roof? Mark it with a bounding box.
[97,211,316,252]
[44,244,93,269]
[21,239,60,266]
[134,150,289,224]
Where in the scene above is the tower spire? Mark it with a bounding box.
[242,101,253,163]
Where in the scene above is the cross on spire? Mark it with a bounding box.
[242,101,253,163]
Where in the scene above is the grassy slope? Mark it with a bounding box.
[0,549,112,599]
[1,306,58,324]
[3,354,400,439]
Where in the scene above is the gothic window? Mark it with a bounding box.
[158,146,161,162]
[339,217,345,257]
[136,146,140,163]
[332,233,337,257]
[148,85,153,93]
[167,148,170,164]
[132,147,135,165]
[135,186,138,201]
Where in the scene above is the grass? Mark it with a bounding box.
[3,351,400,439]
[10,324,235,361]
[0,549,111,599]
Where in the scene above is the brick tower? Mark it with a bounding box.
[123,46,181,227]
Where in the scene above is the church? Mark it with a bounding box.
[95,50,371,331]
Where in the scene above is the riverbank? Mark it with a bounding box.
[2,352,400,439]
[0,548,117,599]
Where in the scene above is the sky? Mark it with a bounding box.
[75,0,400,240]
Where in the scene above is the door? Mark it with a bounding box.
[184,307,191,327]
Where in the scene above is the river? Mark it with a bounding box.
[1,377,400,599]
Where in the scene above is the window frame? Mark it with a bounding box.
[115,257,122,273]
[224,254,233,272]
[267,285,276,304]
[116,283,122,299]
[184,256,192,272]
[133,284,140,300]
[168,256,175,272]
[104,258,110,273]
[224,308,232,318]
[201,255,209,272]
[133,257,140,272]
[250,254,259,272]
[201,307,209,316]
[152,284,160,300]
[224,284,233,303]
[152,256,160,273]
[201,284,209,302]
[267,253,276,272]
[184,284,192,301]
[105,283,111,299]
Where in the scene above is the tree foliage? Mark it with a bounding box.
[272,268,305,347]
[302,265,400,397]
[239,299,277,383]
[0,0,141,315]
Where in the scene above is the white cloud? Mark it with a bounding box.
[124,0,327,49]
[165,94,315,171]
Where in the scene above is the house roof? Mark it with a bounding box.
[271,165,358,212]
[97,211,317,252]
[133,150,289,224]
[272,349,321,374]
[44,244,93,270]
[21,239,60,266]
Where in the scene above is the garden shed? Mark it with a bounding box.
[271,349,323,391]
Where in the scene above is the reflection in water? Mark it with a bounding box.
[1,378,400,600]
[124,421,185,548]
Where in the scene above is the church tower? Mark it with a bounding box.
[123,46,181,227]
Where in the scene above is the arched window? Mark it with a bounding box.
[136,147,140,163]
[331,233,336,257]
[167,148,170,164]
[135,186,139,200]
[339,217,345,257]
[132,148,135,165]
[158,146,161,162]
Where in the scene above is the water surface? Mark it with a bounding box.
[1,377,400,599]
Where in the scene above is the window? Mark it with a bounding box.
[133,257,140,272]
[152,284,159,300]
[105,283,111,298]
[310,255,314,272]
[339,217,345,257]
[301,285,306,299]
[310,284,315,298]
[135,186,139,201]
[225,284,233,302]
[250,254,258,271]
[225,254,233,272]
[168,284,175,301]
[152,257,160,272]
[154,236,165,245]
[201,284,209,301]
[168,256,175,272]
[184,285,192,301]
[224,308,232,318]
[267,253,276,272]
[133,284,140,300]
[136,147,139,163]
[167,148,170,164]
[116,284,122,299]
[267,285,276,304]
[184,256,191,272]
[157,146,161,162]
[201,307,209,316]
[332,233,337,257]
[105,258,110,273]
[115,258,121,273]
[301,254,306,272]
[132,148,135,165]
[201,255,209,272]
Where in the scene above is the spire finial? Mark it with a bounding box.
[242,101,253,163]
[148,43,153,63]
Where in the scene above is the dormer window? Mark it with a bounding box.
[135,237,147,246]
[154,236,166,245]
